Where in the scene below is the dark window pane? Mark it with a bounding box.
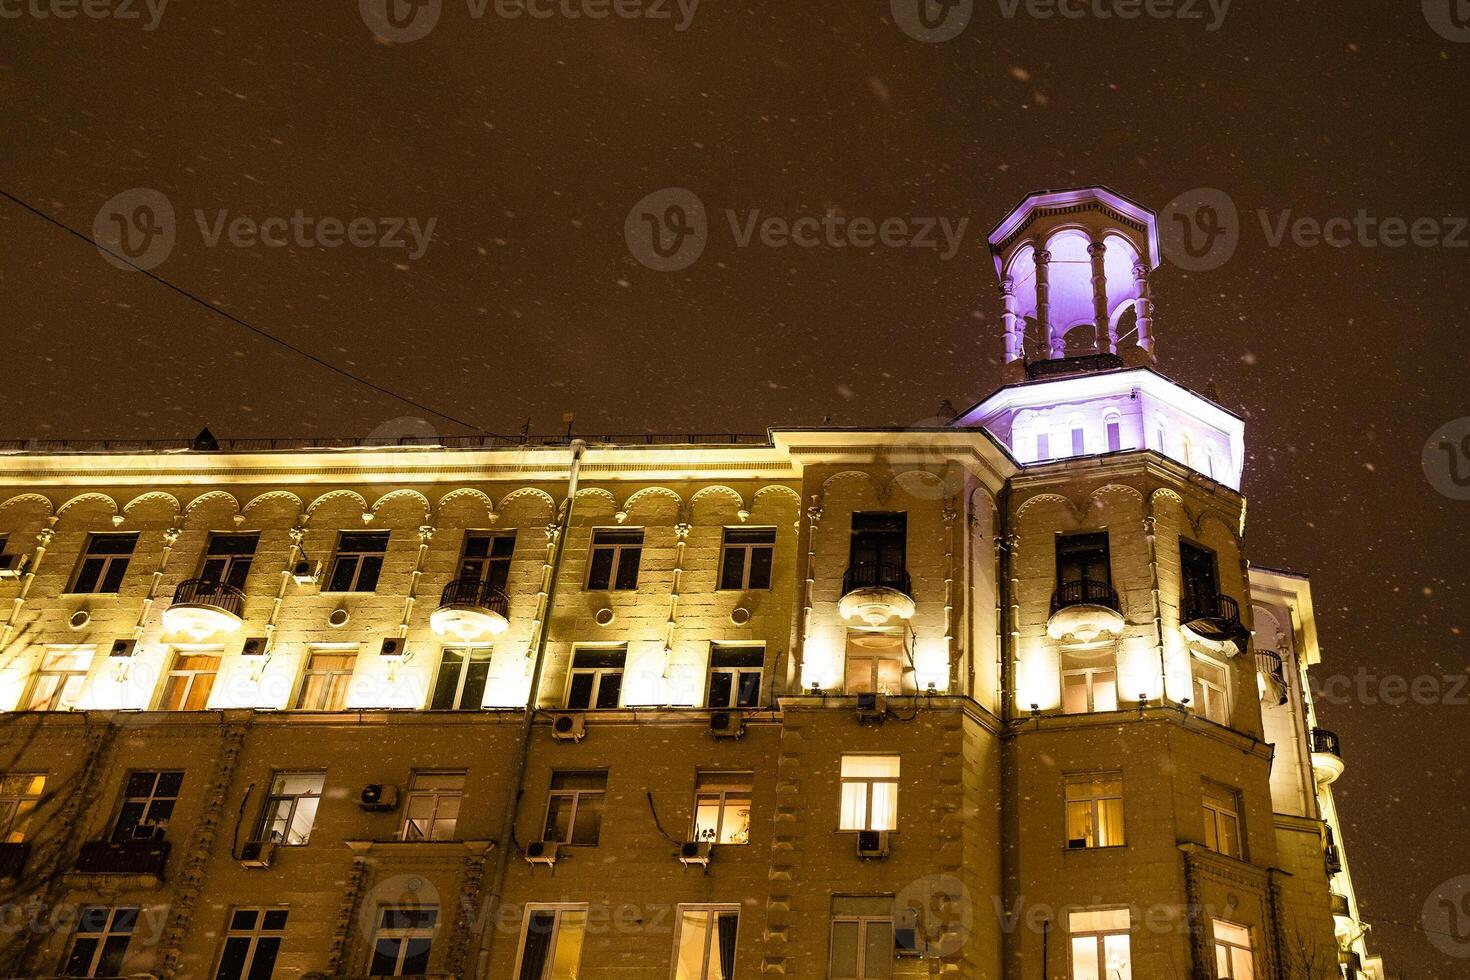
[125,771,156,796]
[491,535,516,558]
[157,771,184,795]
[594,673,621,709]
[711,647,764,668]
[261,910,288,930]
[100,558,130,593]
[214,936,252,980]
[431,651,464,710]
[228,910,258,931]
[400,937,432,974]
[747,546,773,589]
[612,549,640,590]
[566,674,594,710]
[586,549,613,591]
[246,937,281,980]
[544,796,572,841]
[736,673,762,707]
[93,535,138,555]
[719,549,745,590]
[369,940,399,976]
[571,795,603,844]
[225,560,253,590]
[518,913,555,980]
[462,659,490,710]
[325,557,358,592]
[708,672,733,708]
[339,532,388,553]
[356,556,384,592]
[64,937,98,977]
[72,558,103,593]
[98,935,130,975]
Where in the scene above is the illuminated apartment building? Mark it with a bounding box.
[0,187,1381,979]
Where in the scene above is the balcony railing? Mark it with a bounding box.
[1182,592,1248,643]
[1311,727,1343,758]
[73,839,170,877]
[1050,578,1119,615]
[171,578,245,616]
[1325,843,1344,876]
[438,577,510,617]
[1254,649,1285,684]
[842,562,912,598]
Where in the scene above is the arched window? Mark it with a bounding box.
[1103,411,1123,453]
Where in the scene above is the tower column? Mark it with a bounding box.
[1034,249,1060,358]
[1089,239,1111,353]
[1132,261,1155,362]
[999,275,1022,364]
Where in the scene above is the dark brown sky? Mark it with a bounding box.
[3,0,1468,972]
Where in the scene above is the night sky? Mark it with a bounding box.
[3,0,1468,972]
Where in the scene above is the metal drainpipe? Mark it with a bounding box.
[475,438,586,979]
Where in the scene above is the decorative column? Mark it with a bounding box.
[1034,249,1058,358]
[999,275,1021,364]
[942,498,957,692]
[0,525,53,655]
[1132,261,1155,359]
[137,525,183,638]
[795,496,823,689]
[1089,239,1111,353]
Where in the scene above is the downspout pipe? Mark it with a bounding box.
[475,438,586,978]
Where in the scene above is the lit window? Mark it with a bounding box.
[1212,919,1255,980]
[159,652,220,710]
[586,529,642,591]
[839,755,899,832]
[514,905,587,980]
[430,647,492,710]
[543,772,606,846]
[1068,908,1132,980]
[1071,426,1086,455]
[69,533,138,594]
[719,528,775,590]
[295,649,357,710]
[1065,774,1125,849]
[1061,649,1118,714]
[369,906,437,977]
[0,772,45,842]
[693,772,752,845]
[707,646,763,708]
[199,533,258,590]
[324,531,389,593]
[111,770,182,842]
[828,896,894,980]
[1036,432,1051,460]
[62,906,138,977]
[1191,656,1229,725]
[1202,782,1244,859]
[26,647,93,711]
[212,908,287,980]
[673,906,739,980]
[401,771,465,842]
[844,635,904,696]
[256,771,324,846]
[565,647,624,709]
[458,531,516,589]
[1105,417,1123,453]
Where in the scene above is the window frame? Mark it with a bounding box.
[198,532,259,590]
[294,647,358,711]
[430,646,492,711]
[211,907,288,980]
[827,903,894,980]
[63,905,138,978]
[585,528,643,591]
[1191,654,1230,725]
[1067,907,1133,980]
[158,649,222,711]
[692,771,753,846]
[0,772,45,843]
[1060,648,1119,715]
[322,530,390,594]
[706,645,763,709]
[564,646,625,710]
[255,770,325,846]
[718,527,775,591]
[400,771,466,842]
[671,904,740,980]
[110,770,183,843]
[458,531,516,590]
[24,647,94,711]
[1064,773,1125,849]
[1211,918,1256,980]
[368,906,439,977]
[542,771,607,846]
[512,903,588,980]
[1202,782,1245,860]
[67,532,139,595]
[838,755,900,833]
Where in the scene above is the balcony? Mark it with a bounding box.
[1181,592,1250,647]
[1047,579,1125,644]
[1330,891,1354,929]
[73,839,170,878]
[1255,649,1289,705]
[838,562,915,627]
[162,578,245,639]
[430,576,511,642]
[0,841,28,880]
[1311,727,1345,784]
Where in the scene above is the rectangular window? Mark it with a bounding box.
[1071,427,1086,455]
[693,772,752,845]
[1068,908,1132,980]
[1212,919,1255,980]
[585,529,642,591]
[1203,782,1244,859]
[295,649,356,710]
[828,896,893,980]
[1105,419,1123,453]
[1191,656,1229,725]
[324,531,389,593]
[256,771,325,846]
[199,533,258,590]
[369,906,437,977]
[1056,532,1111,590]
[849,512,906,571]
[844,635,904,696]
[839,756,899,832]
[111,770,182,842]
[63,906,137,977]
[719,528,775,590]
[1061,649,1118,714]
[673,906,739,980]
[1065,774,1125,849]
[565,647,624,710]
[458,532,516,590]
[1036,432,1051,461]
[430,647,491,710]
[0,772,45,843]
[69,533,138,594]
[543,772,606,846]
[401,771,465,842]
[212,907,288,980]
[25,648,93,711]
[707,645,763,708]
[514,905,587,980]
[1179,539,1220,621]
[159,651,220,711]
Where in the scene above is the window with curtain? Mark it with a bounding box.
[1068,908,1132,980]
[692,772,752,845]
[1065,774,1125,849]
[839,756,899,832]
[1211,919,1255,980]
[159,651,221,710]
[295,649,357,710]
[26,647,94,711]
[400,771,465,842]
[515,906,587,980]
[0,772,45,843]
[844,635,904,696]
[672,906,739,980]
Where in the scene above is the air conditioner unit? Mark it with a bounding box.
[291,560,319,585]
[1066,837,1088,850]
[359,784,400,811]
[855,693,887,722]
[380,637,405,658]
[109,639,138,659]
[856,829,890,859]
[524,840,559,866]
[551,714,586,742]
[241,636,268,657]
[239,841,275,869]
[0,554,23,579]
[678,841,713,867]
[709,711,745,739]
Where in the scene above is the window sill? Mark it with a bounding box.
[1063,843,1129,853]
